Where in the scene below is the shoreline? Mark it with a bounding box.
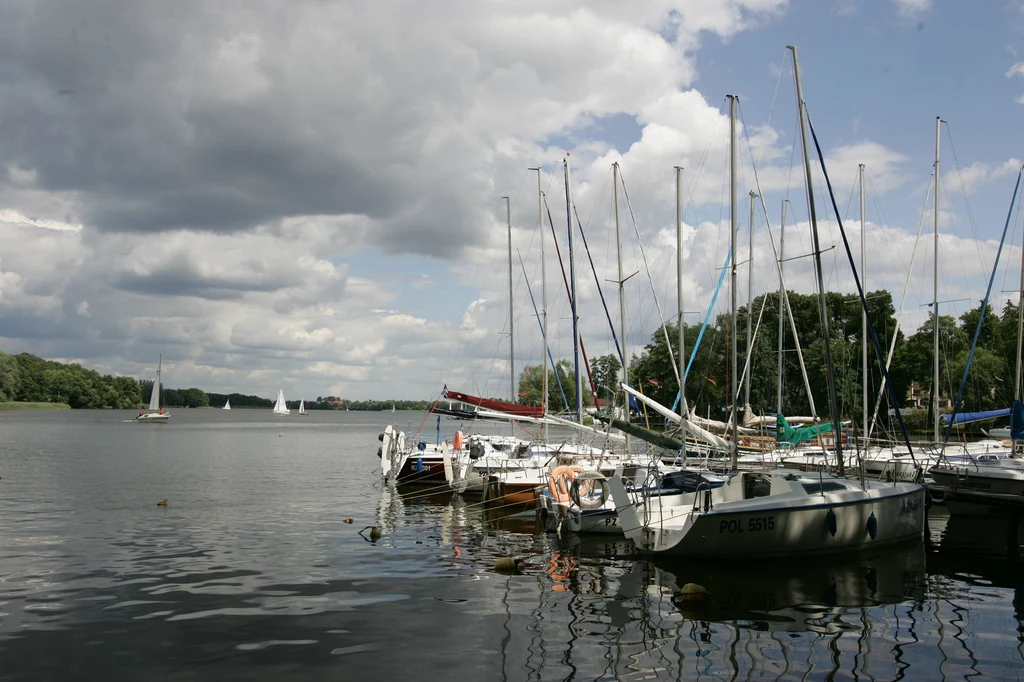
[0,402,72,410]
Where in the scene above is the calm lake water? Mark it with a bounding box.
[1,409,1022,680]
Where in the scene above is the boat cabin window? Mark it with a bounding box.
[743,473,771,499]
[800,481,850,495]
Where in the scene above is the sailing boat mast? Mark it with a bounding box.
[503,196,515,404]
[155,353,162,411]
[789,44,844,476]
[676,166,688,420]
[933,116,943,443]
[744,191,757,411]
[728,94,739,472]
[860,164,869,455]
[1017,223,1024,402]
[777,202,786,416]
[565,157,583,423]
[530,167,549,438]
[1016,193,1024,453]
[613,162,630,452]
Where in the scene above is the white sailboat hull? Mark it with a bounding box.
[930,460,1024,514]
[641,491,922,558]
[135,412,169,423]
[611,471,925,559]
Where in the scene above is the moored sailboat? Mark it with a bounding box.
[608,48,926,558]
[928,156,1024,514]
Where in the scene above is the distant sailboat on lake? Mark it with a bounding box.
[223,399,231,410]
[298,400,307,416]
[135,355,170,423]
[273,390,290,415]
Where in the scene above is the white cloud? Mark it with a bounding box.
[0,0,1011,402]
[893,0,932,17]
[1007,63,1024,78]
[942,158,1021,196]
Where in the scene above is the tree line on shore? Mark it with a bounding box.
[513,290,1020,432]
[4,287,1012,424]
[0,352,432,410]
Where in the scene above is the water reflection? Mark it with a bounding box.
[3,411,1024,680]
[443,497,1024,681]
[651,543,927,631]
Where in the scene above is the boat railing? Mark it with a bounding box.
[690,481,715,513]
[876,459,924,485]
[495,458,533,478]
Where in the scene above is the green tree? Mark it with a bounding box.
[589,353,622,404]
[517,359,592,416]
[948,346,1004,412]
[0,351,21,401]
[178,388,210,408]
[891,312,967,411]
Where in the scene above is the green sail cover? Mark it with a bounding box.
[776,414,833,446]
[596,414,683,451]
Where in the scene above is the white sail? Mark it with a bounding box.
[298,400,306,415]
[148,356,161,411]
[273,389,290,415]
[223,399,231,410]
[133,354,169,422]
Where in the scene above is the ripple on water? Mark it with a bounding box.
[234,639,318,651]
[1,412,1023,681]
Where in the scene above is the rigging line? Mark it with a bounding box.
[784,108,799,207]
[733,285,771,407]
[544,194,599,415]
[570,198,625,380]
[943,163,1024,444]
[517,249,572,414]
[934,164,978,323]
[737,99,818,417]
[764,47,790,130]
[943,122,981,242]
[806,112,917,461]
[617,167,683,390]
[684,98,728,207]
[581,166,612,237]
[842,169,859,227]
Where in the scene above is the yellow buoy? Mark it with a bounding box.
[677,583,710,602]
[368,526,382,541]
[494,557,518,574]
[157,499,168,507]
[278,433,283,438]
[343,518,354,524]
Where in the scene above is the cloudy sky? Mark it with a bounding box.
[1,0,1023,402]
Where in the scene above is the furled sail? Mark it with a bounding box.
[776,414,832,446]
[940,408,1011,427]
[443,390,544,418]
[595,414,683,451]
